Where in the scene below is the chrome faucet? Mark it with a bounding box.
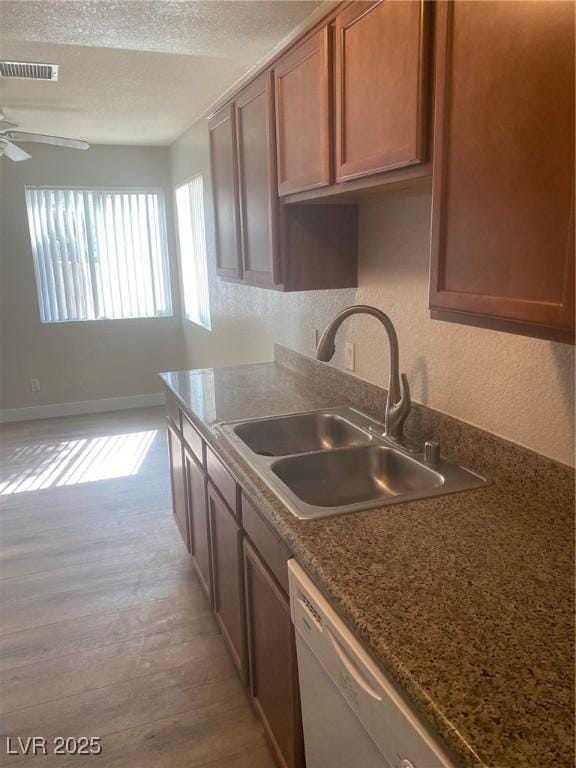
[316,305,411,443]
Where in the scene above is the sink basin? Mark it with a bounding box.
[220,407,489,519]
[232,412,370,457]
[271,445,444,508]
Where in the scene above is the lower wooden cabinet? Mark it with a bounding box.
[184,446,211,602]
[165,397,305,768]
[244,539,305,768]
[208,484,247,680]
[167,423,189,552]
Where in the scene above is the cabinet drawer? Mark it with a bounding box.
[207,446,238,515]
[182,413,205,468]
[165,393,181,432]
[242,493,291,595]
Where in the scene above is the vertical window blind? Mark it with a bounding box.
[25,188,173,323]
[175,176,211,330]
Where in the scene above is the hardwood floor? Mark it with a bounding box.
[0,407,276,767]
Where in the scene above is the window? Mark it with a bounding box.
[175,176,211,330]
[25,187,172,323]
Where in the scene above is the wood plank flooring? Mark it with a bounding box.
[0,407,275,767]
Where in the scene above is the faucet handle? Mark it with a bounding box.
[395,373,411,432]
[396,372,411,416]
[384,372,411,442]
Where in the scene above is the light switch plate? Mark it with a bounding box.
[344,342,355,371]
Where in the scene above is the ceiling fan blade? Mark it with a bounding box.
[4,131,90,150]
[0,120,18,133]
[0,139,31,161]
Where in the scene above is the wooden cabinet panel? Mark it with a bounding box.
[244,540,304,768]
[335,0,430,182]
[182,412,204,468]
[280,203,358,291]
[236,73,279,286]
[275,27,331,195]
[208,484,246,679]
[208,103,243,280]
[165,405,304,766]
[430,1,575,343]
[185,448,211,602]
[206,446,238,515]
[167,424,189,552]
[241,493,292,595]
[165,394,181,432]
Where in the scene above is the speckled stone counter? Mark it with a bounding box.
[160,347,575,768]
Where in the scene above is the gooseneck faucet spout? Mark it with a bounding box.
[315,305,411,442]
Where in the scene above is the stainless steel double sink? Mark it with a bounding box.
[221,408,489,520]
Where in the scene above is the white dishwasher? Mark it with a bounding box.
[288,560,454,768]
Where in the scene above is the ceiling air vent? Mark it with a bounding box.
[0,61,59,81]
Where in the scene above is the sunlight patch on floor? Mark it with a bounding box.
[0,430,158,495]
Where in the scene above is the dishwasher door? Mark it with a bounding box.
[288,560,454,768]
[295,631,393,767]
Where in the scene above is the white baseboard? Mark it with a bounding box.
[0,393,165,424]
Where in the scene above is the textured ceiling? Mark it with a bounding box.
[0,0,322,145]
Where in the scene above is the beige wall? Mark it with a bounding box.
[0,144,186,410]
[171,118,575,466]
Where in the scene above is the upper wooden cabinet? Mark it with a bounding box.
[209,80,358,292]
[334,0,430,182]
[235,73,279,287]
[429,1,575,343]
[208,104,242,281]
[274,27,331,196]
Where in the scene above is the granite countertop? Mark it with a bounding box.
[160,354,575,768]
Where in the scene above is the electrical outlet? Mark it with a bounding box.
[30,377,41,392]
[344,342,355,371]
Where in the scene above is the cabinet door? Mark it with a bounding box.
[185,448,211,602]
[429,1,575,343]
[334,0,430,181]
[208,103,243,280]
[167,424,189,552]
[275,27,331,195]
[208,485,246,679]
[244,540,304,768]
[236,72,279,286]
